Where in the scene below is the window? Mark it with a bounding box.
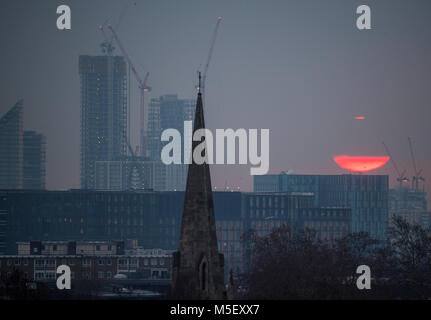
[151,258,157,266]
[98,259,104,265]
[53,245,57,251]
[107,271,112,279]
[144,258,149,266]
[23,259,28,266]
[7,259,11,266]
[61,259,67,265]
[96,245,101,251]
[69,259,75,266]
[35,272,44,280]
[14,259,20,266]
[107,259,112,266]
[83,258,91,267]
[98,271,104,279]
[160,258,165,266]
[35,259,44,266]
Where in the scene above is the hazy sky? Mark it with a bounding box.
[1,0,431,198]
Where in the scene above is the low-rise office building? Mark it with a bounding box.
[0,240,172,283]
[0,189,351,278]
[254,173,389,241]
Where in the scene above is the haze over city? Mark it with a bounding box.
[1,0,430,199]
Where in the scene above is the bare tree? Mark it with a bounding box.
[239,219,431,300]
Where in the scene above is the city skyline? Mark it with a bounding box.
[1,0,430,199]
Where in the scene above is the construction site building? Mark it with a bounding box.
[79,55,128,189]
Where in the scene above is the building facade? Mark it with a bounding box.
[79,55,128,189]
[0,189,351,279]
[23,131,46,190]
[0,240,172,283]
[226,192,350,274]
[146,95,195,191]
[254,173,389,241]
[94,159,165,191]
[0,208,7,255]
[0,100,23,190]
[389,186,429,228]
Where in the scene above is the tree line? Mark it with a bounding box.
[236,216,431,299]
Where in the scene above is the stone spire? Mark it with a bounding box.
[170,73,225,299]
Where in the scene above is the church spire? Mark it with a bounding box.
[198,71,202,94]
[170,73,226,300]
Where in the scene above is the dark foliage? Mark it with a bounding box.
[238,218,431,299]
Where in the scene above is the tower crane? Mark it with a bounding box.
[98,25,115,55]
[199,16,222,103]
[107,24,152,157]
[408,137,425,191]
[382,142,409,188]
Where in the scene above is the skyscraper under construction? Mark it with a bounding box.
[79,55,128,189]
[146,94,196,191]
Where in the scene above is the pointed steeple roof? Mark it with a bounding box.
[179,74,217,254]
[171,73,225,299]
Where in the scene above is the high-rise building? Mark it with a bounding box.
[254,173,389,241]
[0,99,23,189]
[146,95,195,191]
[23,131,46,189]
[79,55,128,189]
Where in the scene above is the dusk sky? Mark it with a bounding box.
[1,0,430,198]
